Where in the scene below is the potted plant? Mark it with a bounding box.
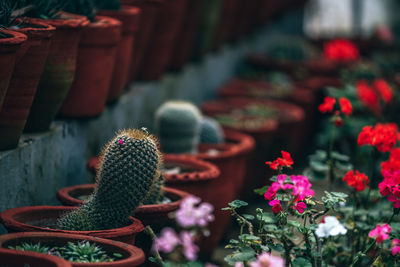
[0,3,56,150]
[0,129,167,244]
[0,232,145,266]
[95,0,141,102]
[20,1,90,132]
[58,0,122,117]
[0,247,71,267]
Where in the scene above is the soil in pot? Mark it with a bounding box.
[0,247,71,267]
[0,19,55,150]
[136,0,187,80]
[97,6,141,103]
[121,0,163,82]
[0,30,27,114]
[0,206,144,245]
[58,16,122,117]
[23,12,90,132]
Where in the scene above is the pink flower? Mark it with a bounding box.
[180,231,199,261]
[153,227,180,253]
[175,196,214,228]
[249,252,284,267]
[269,199,282,214]
[290,175,315,201]
[369,224,391,244]
[392,239,400,255]
[379,170,400,208]
[263,175,293,201]
[294,202,307,214]
[235,263,244,267]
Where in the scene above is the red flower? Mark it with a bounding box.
[339,97,352,116]
[381,148,400,175]
[373,79,394,104]
[356,80,380,114]
[269,199,282,213]
[293,202,307,214]
[324,39,360,63]
[342,170,369,191]
[357,123,399,152]
[318,96,336,114]
[266,151,293,170]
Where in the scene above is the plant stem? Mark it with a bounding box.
[349,240,376,267]
[145,226,164,265]
[327,125,336,191]
[232,209,254,235]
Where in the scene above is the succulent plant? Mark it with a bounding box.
[9,242,51,254]
[155,101,202,154]
[200,116,224,144]
[57,129,162,231]
[0,0,16,29]
[16,0,66,20]
[63,0,96,22]
[93,0,121,10]
[57,241,121,263]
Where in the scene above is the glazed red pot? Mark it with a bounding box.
[57,185,188,226]
[0,232,145,267]
[58,16,121,117]
[23,13,89,132]
[168,0,203,70]
[121,0,163,82]
[136,0,187,80]
[97,7,141,103]
[212,0,240,49]
[0,19,55,150]
[0,206,144,245]
[0,247,71,267]
[0,30,27,113]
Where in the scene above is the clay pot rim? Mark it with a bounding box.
[57,185,189,215]
[0,206,144,236]
[97,6,141,34]
[163,154,220,183]
[0,29,27,45]
[222,129,255,156]
[30,12,90,28]
[0,247,70,267]
[0,232,145,266]
[91,15,122,28]
[11,18,56,39]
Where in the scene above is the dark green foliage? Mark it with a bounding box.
[200,116,224,144]
[0,0,15,28]
[93,0,121,11]
[155,101,202,154]
[16,0,66,19]
[8,242,51,254]
[266,36,317,61]
[142,173,165,205]
[58,129,162,230]
[62,0,96,22]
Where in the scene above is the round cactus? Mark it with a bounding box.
[200,116,224,144]
[142,173,165,205]
[155,101,202,154]
[58,129,162,231]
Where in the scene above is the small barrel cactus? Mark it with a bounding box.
[155,101,202,154]
[200,116,224,144]
[58,129,162,231]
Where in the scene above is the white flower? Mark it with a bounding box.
[315,216,347,238]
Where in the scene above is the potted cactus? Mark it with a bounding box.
[94,0,141,102]
[0,129,168,244]
[0,2,56,150]
[0,232,145,266]
[0,247,71,267]
[57,0,122,117]
[19,0,90,133]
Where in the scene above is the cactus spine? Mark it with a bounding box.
[155,101,202,154]
[200,116,224,144]
[57,129,162,231]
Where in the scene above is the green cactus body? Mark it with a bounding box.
[142,174,165,205]
[155,101,202,154]
[58,129,162,231]
[200,116,224,144]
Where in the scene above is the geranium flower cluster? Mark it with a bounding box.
[357,123,399,152]
[265,151,293,170]
[379,170,400,208]
[381,148,400,175]
[342,170,369,191]
[323,39,360,63]
[315,216,347,238]
[175,195,214,228]
[356,79,394,114]
[264,174,314,214]
[318,96,352,127]
[234,252,284,267]
[368,224,391,244]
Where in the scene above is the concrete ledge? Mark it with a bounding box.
[0,9,303,233]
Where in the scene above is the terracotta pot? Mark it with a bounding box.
[23,13,89,132]
[168,0,203,70]
[0,232,145,267]
[0,247,71,267]
[0,30,27,113]
[97,7,141,103]
[58,16,121,117]
[212,0,240,49]
[136,0,187,80]
[57,185,188,226]
[121,0,163,82]
[0,206,144,245]
[0,19,55,150]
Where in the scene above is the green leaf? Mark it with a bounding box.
[239,234,260,242]
[257,212,276,224]
[254,185,269,195]
[292,257,312,267]
[243,214,255,220]
[331,192,348,198]
[228,200,248,209]
[230,247,256,262]
[287,220,301,228]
